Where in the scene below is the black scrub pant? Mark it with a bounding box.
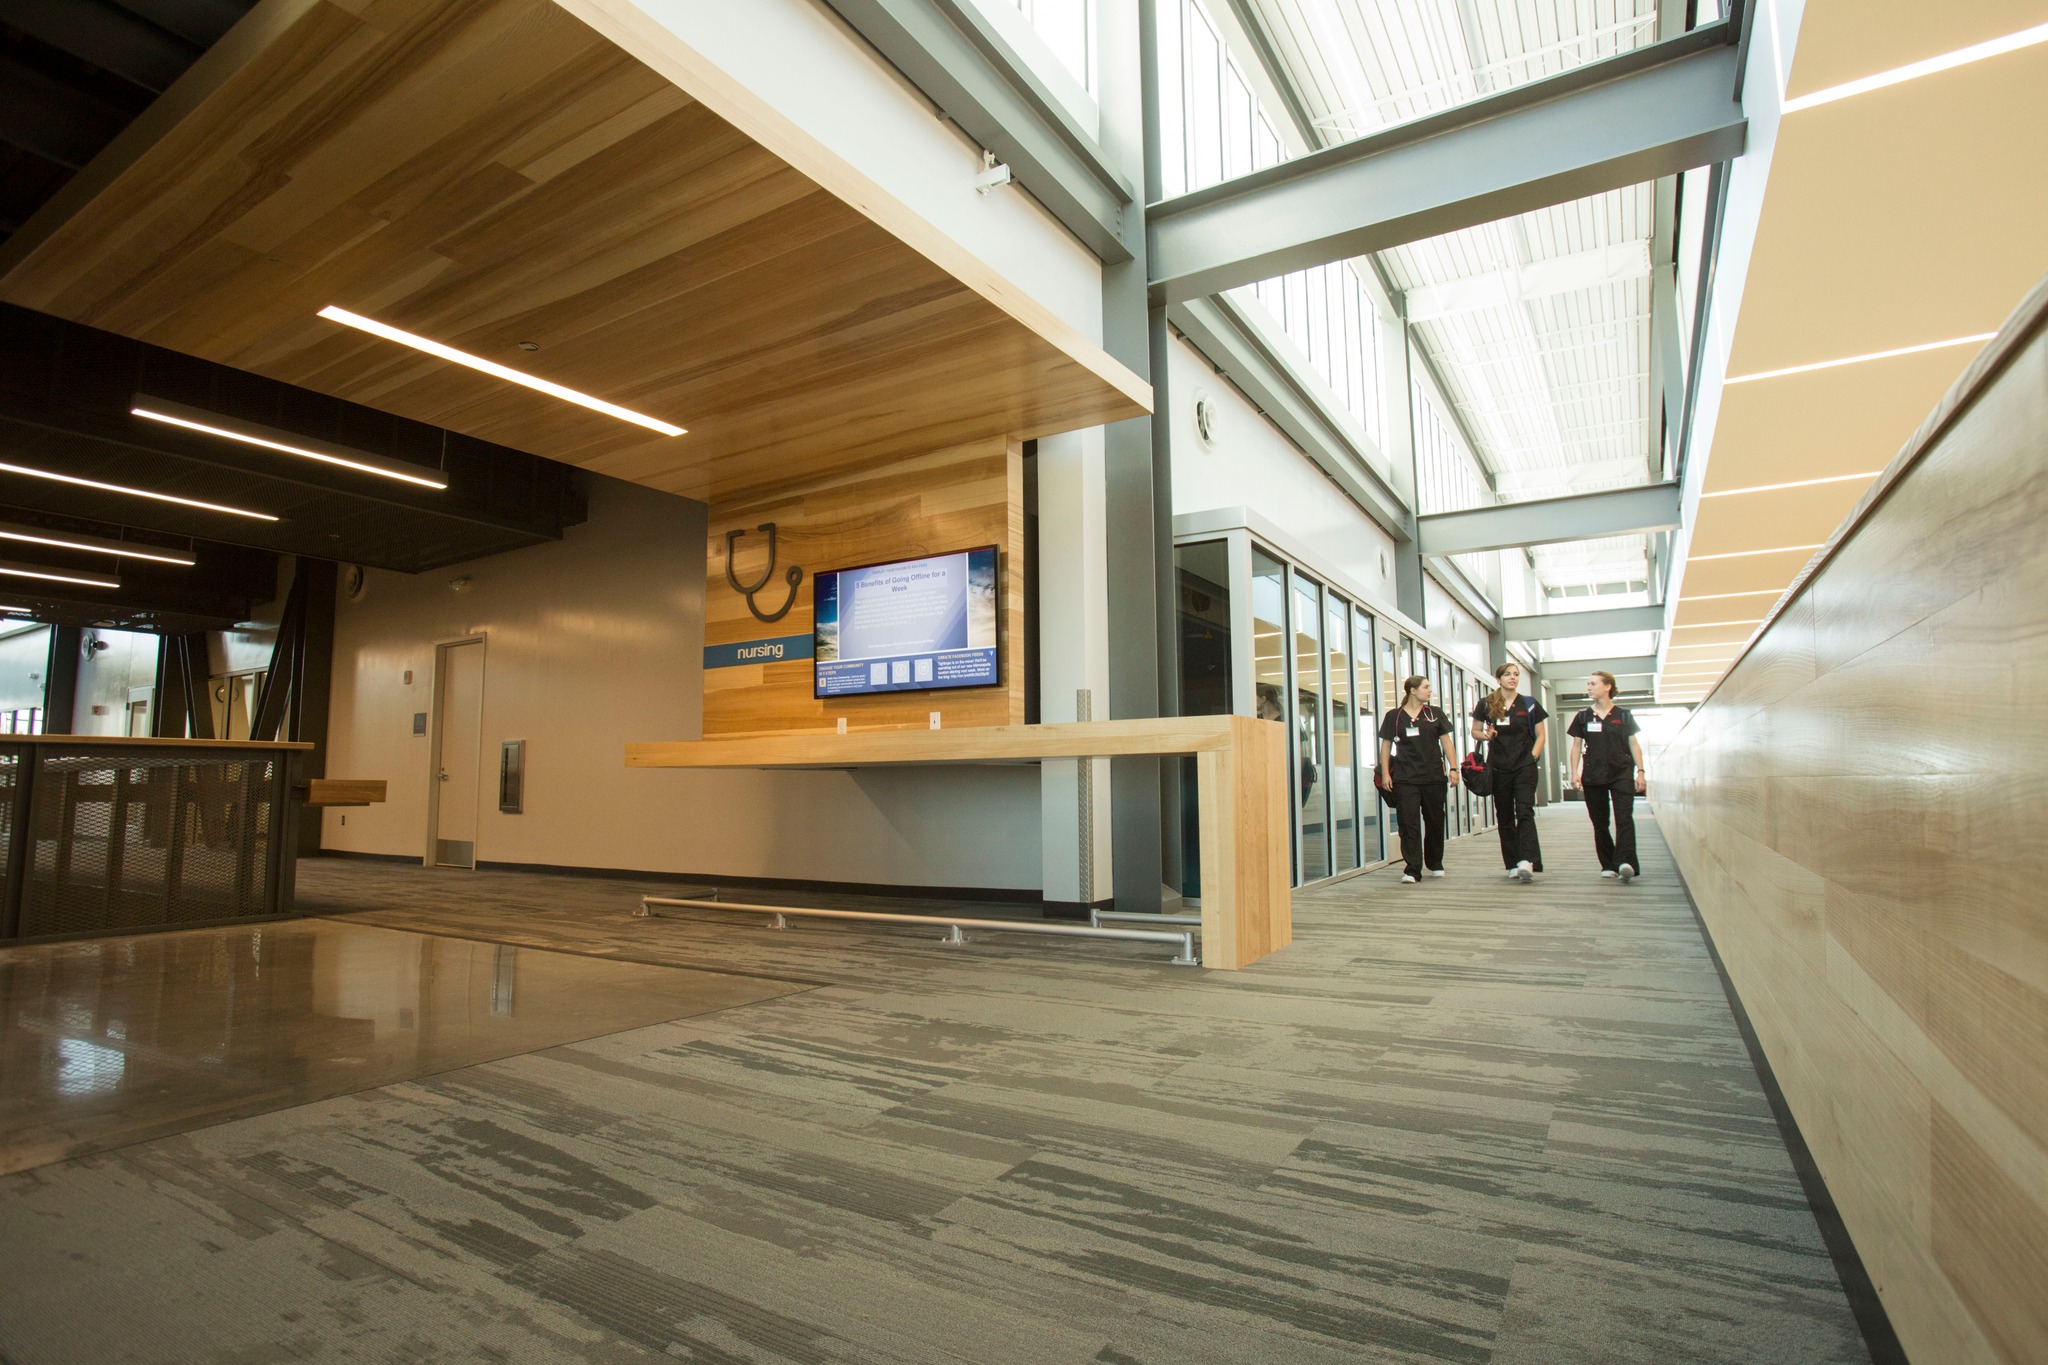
[1583,775,1638,873]
[1393,780,1447,878]
[1491,765,1543,871]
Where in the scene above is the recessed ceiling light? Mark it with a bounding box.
[1702,472,1881,498]
[318,306,686,437]
[1687,544,1823,561]
[0,520,195,566]
[1782,21,2048,113]
[0,559,119,589]
[0,461,277,521]
[132,397,448,491]
[1725,334,1996,386]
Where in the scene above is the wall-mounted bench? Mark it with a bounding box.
[625,716,1290,969]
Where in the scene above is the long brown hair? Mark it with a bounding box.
[1400,674,1429,709]
[1486,661,1519,720]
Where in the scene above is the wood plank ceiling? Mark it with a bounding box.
[0,0,1148,502]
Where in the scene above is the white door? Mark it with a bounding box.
[431,640,485,868]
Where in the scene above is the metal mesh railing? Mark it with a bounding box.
[3,744,287,940]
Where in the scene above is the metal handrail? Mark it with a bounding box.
[1090,909,1201,928]
[639,896,1199,966]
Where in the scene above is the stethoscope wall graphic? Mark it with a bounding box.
[725,522,803,623]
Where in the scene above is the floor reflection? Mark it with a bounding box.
[0,918,805,1175]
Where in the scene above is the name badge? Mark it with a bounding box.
[1405,726,1419,738]
[1499,714,1512,726]
[1587,721,1603,733]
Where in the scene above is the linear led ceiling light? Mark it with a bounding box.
[1725,334,1996,386]
[1702,472,1881,498]
[317,306,686,437]
[132,397,448,491]
[1680,588,1784,602]
[1688,544,1824,562]
[0,520,195,566]
[0,559,118,589]
[1782,21,2048,113]
[0,460,277,522]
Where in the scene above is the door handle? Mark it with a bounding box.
[438,769,450,781]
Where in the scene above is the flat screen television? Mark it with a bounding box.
[813,546,1000,698]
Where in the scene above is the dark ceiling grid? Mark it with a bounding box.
[0,305,592,634]
[0,0,257,240]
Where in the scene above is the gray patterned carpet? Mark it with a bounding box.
[0,809,1869,1364]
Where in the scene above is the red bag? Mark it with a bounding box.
[1460,747,1493,797]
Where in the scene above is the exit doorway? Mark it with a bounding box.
[428,636,486,869]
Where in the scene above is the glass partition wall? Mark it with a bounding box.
[1174,531,1490,890]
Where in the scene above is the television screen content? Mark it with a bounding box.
[813,546,1000,698]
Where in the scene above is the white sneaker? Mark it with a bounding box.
[1515,861,1534,883]
[1617,864,1636,883]
[1505,868,1521,880]
[1401,873,1419,884]
[1428,870,1446,878]
[1600,870,1617,879]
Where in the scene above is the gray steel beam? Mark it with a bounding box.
[1543,654,1658,680]
[1146,25,1745,302]
[822,0,1137,261]
[1169,294,1410,540]
[1417,482,1681,557]
[1504,603,1666,641]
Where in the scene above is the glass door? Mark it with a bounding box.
[1354,607,1383,864]
[1326,594,1357,874]
[1175,540,1234,897]
[1292,572,1328,882]
[1251,549,1291,874]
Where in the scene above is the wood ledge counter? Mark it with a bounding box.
[626,717,1257,769]
[627,718,1291,970]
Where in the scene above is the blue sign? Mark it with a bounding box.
[704,634,813,669]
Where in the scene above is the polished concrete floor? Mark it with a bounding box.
[0,919,810,1176]
[0,810,1870,1364]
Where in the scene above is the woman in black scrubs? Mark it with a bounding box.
[1566,669,1648,881]
[1376,674,1460,883]
[1473,660,1547,882]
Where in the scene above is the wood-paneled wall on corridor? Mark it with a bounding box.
[1655,275,2048,1365]
[704,438,1024,737]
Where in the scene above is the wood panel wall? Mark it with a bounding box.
[1656,281,2048,1365]
[704,438,1024,737]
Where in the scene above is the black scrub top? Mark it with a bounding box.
[1474,694,1547,771]
[1378,704,1452,783]
[1567,705,1640,785]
